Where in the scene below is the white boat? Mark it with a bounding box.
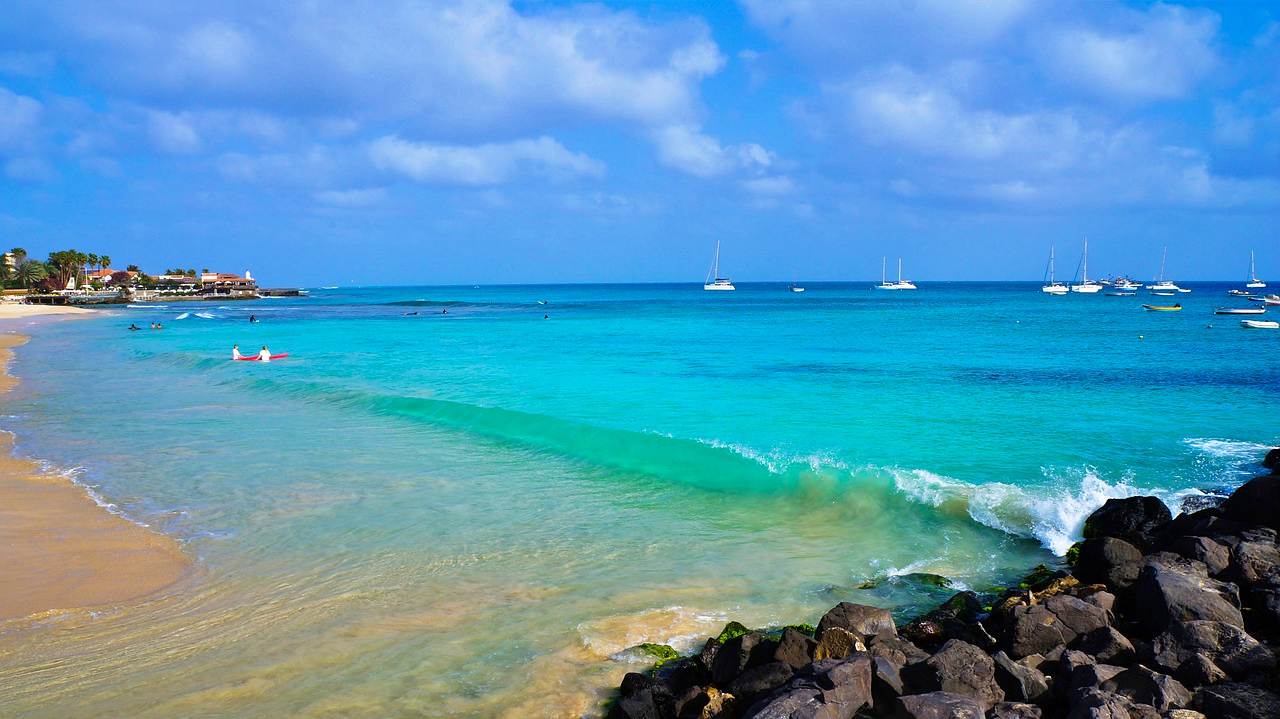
[1113,277,1142,290]
[875,257,917,290]
[1246,251,1266,289]
[1146,246,1184,294]
[789,284,805,293]
[1266,295,1280,306]
[1041,246,1068,294]
[703,241,735,291]
[1227,289,1253,297]
[1241,319,1279,329]
[1070,239,1103,293]
[1106,291,1136,297]
[1215,307,1266,315]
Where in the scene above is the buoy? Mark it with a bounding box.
[1139,335,1144,339]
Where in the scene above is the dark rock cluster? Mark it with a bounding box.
[607,463,1280,719]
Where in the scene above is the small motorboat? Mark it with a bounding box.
[1241,319,1279,329]
[1227,289,1253,297]
[1143,304,1182,311]
[1106,291,1136,296]
[1215,307,1266,315]
[1264,295,1280,306]
[1150,291,1176,297]
[789,284,805,293]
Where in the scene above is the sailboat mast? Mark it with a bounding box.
[1082,239,1088,283]
[714,241,720,278]
[897,258,902,283]
[881,257,886,285]
[1250,250,1256,282]
[1159,246,1167,282]
[1050,246,1055,283]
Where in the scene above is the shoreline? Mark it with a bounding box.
[0,332,190,623]
[0,302,97,319]
[606,454,1280,719]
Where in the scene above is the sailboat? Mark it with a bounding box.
[1042,245,1068,294]
[875,257,916,290]
[703,241,735,291]
[1070,239,1103,293]
[1246,251,1266,289]
[1146,246,1184,295]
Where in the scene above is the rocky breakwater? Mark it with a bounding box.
[606,449,1280,719]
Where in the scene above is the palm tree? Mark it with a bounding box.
[0,260,10,288]
[100,255,112,272]
[9,247,26,261]
[14,259,46,290]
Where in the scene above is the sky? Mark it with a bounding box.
[0,1,1277,286]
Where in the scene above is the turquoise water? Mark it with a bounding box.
[1,282,1276,717]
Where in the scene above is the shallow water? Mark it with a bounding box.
[0,282,1274,717]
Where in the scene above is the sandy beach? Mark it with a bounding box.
[0,302,96,319]
[0,333,188,622]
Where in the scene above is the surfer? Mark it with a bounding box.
[232,345,242,360]
[128,323,140,331]
[249,315,259,323]
[405,311,419,316]
[258,346,271,362]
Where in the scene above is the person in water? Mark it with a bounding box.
[232,344,242,360]
[128,323,140,331]
[258,346,271,362]
[249,315,259,323]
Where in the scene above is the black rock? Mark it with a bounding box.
[893,691,984,719]
[1073,537,1144,589]
[1193,682,1280,719]
[1043,595,1110,637]
[743,687,822,719]
[816,602,897,639]
[1226,541,1280,588]
[697,638,720,673]
[1175,653,1228,687]
[989,702,1042,719]
[730,661,794,704]
[774,628,818,670]
[1073,626,1135,665]
[610,672,677,719]
[1098,665,1191,712]
[1082,496,1173,550]
[900,639,1004,710]
[657,657,708,697]
[750,655,873,719]
[871,655,904,711]
[1005,604,1075,659]
[1219,476,1280,531]
[1066,689,1161,719]
[992,650,1049,704]
[1262,447,1280,471]
[866,633,929,668]
[1132,560,1244,635]
[1169,536,1231,577]
[1146,619,1275,678]
[711,632,777,687]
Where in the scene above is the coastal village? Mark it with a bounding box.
[0,248,298,304]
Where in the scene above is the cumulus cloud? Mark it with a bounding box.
[1038,4,1219,102]
[370,135,604,185]
[650,124,773,178]
[0,87,42,152]
[313,187,387,207]
[148,111,201,153]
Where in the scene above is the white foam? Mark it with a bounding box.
[1183,437,1272,461]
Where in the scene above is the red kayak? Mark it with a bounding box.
[235,353,289,361]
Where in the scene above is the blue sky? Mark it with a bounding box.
[0,1,1277,285]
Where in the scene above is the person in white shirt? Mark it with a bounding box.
[258,346,271,362]
[232,344,242,360]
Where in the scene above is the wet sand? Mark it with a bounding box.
[0,333,189,622]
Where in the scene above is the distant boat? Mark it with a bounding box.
[1227,289,1253,297]
[876,257,916,290]
[1143,303,1182,311]
[1246,251,1266,289]
[1112,277,1142,290]
[1070,239,1103,293]
[1241,319,1279,329]
[1041,246,1068,295]
[703,241,735,291]
[1215,307,1266,315]
[1145,246,1184,294]
[788,284,805,293]
[1106,291,1136,297]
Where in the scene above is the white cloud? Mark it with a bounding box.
[313,187,387,207]
[0,87,42,152]
[148,111,201,153]
[370,135,604,185]
[650,124,774,178]
[1039,4,1219,102]
[741,175,796,196]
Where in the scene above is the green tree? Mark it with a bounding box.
[126,264,139,272]
[0,260,10,288]
[9,248,26,261]
[15,259,46,290]
[100,255,112,271]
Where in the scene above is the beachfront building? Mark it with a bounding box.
[153,270,258,298]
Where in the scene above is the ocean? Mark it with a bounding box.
[1,282,1275,717]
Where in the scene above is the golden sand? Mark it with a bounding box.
[0,303,95,318]
[0,333,189,622]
